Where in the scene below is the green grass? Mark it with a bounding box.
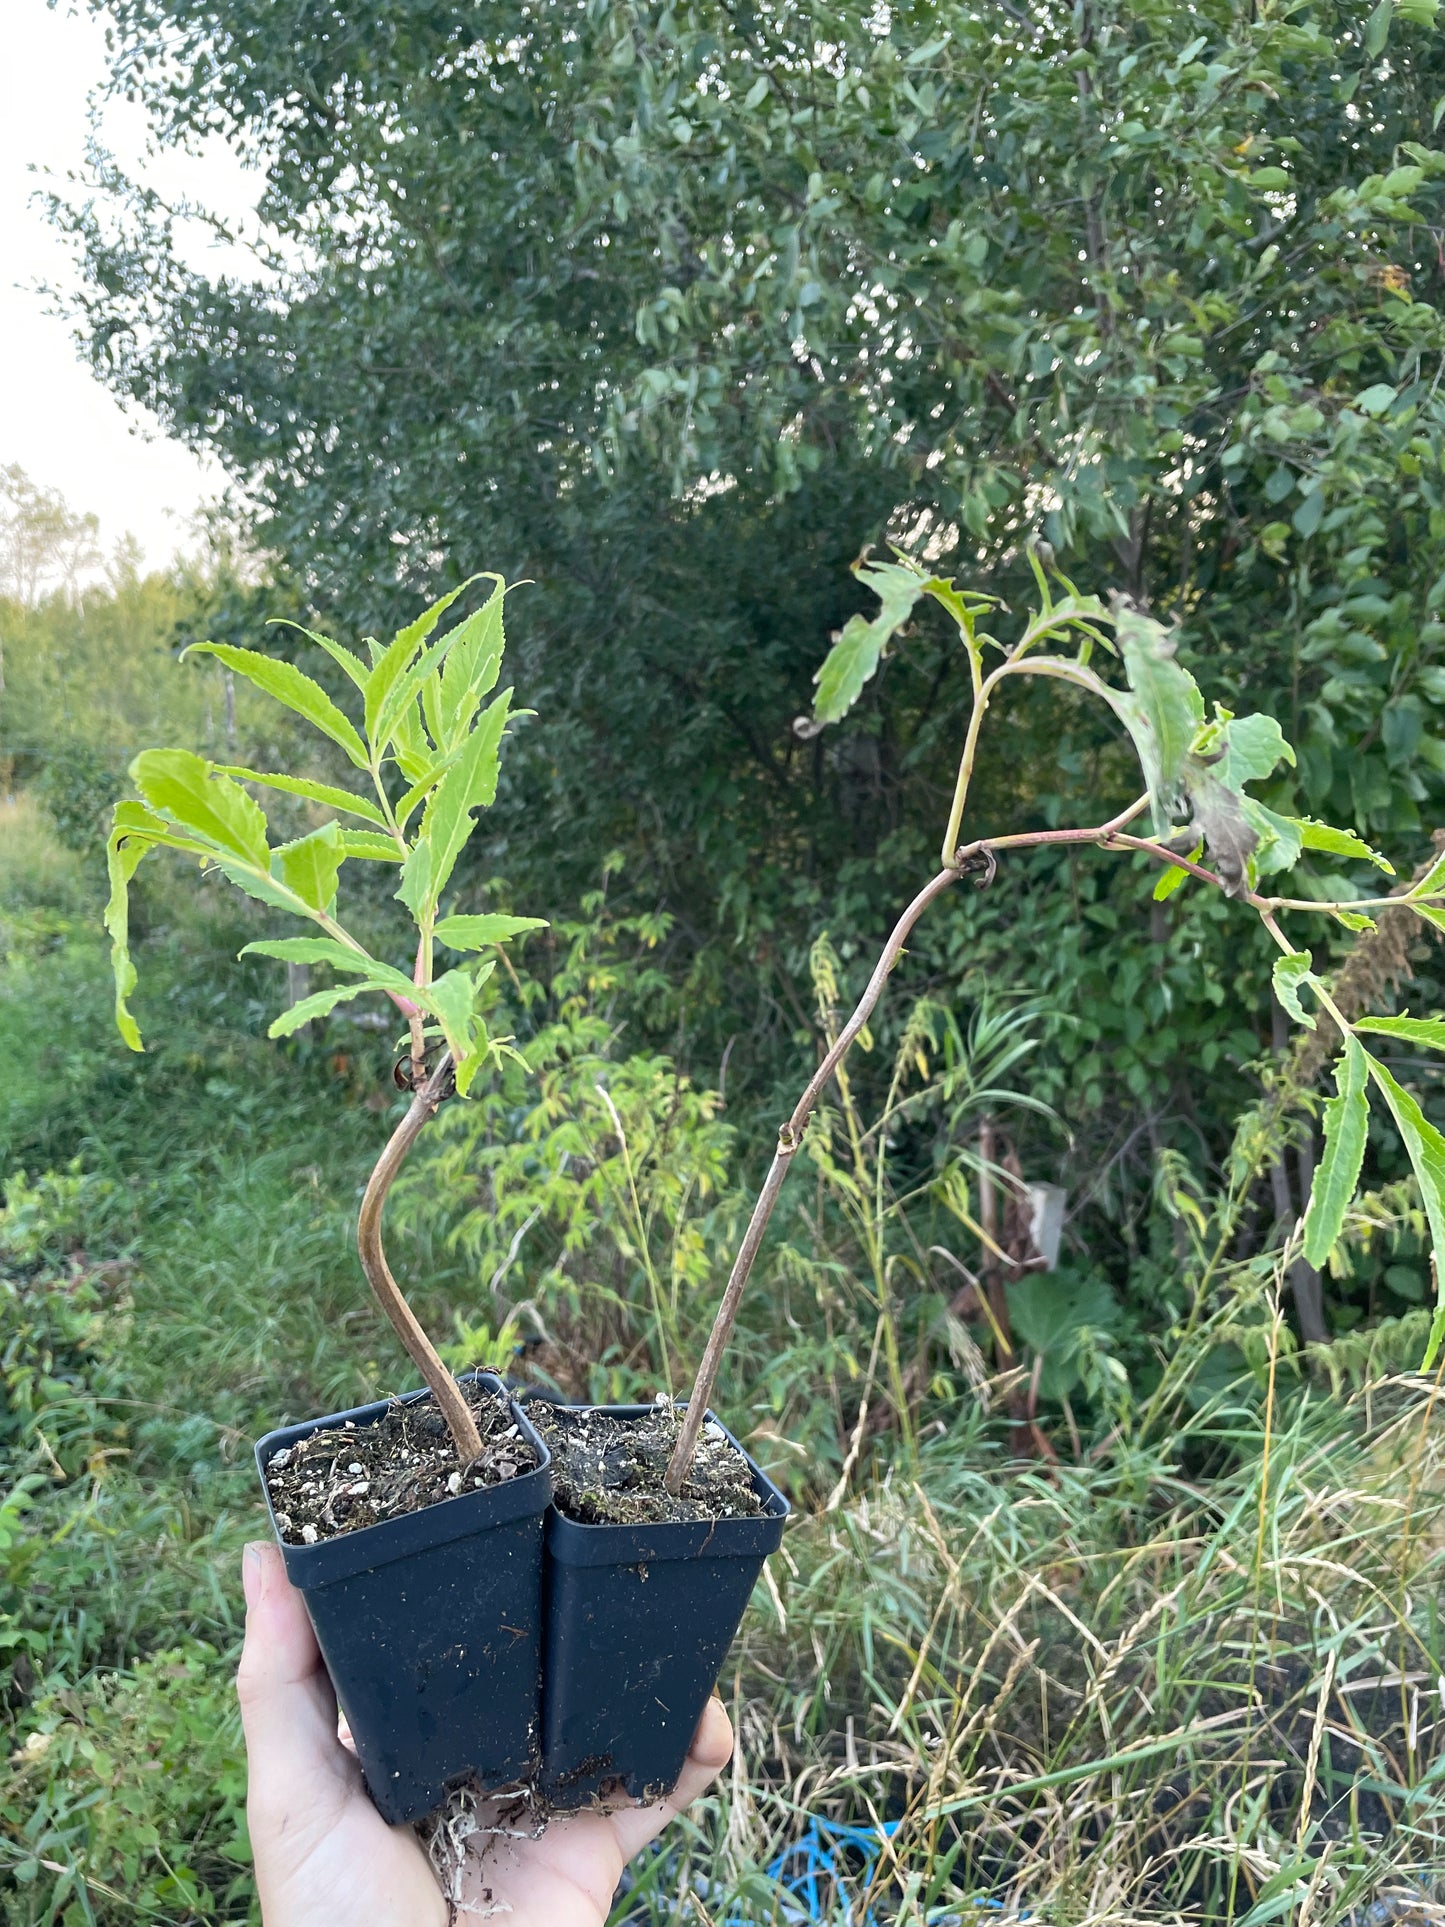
[4,806,1445,1925]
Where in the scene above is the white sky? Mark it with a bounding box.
[1,0,262,569]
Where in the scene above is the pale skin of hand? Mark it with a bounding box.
[238,1540,735,1927]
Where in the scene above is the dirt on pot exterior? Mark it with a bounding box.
[531,1401,764,1526]
[264,1381,536,1544]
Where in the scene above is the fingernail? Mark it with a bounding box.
[242,1542,267,1609]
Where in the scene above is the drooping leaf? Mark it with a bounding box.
[434,913,548,950]
[105,804,163,1051]
[1302,1036,1370,1267]
[1176,710,1300,893]
[398,690,513,918]
[215,766,388,826]
[1188,773,1258,898]
[183,643,368,768]
[273,821,346,913]
[1109,606,1204,832]
[812,559,928,724]
[1365,1054,1445,1365]
[1355,1014,1445,1051]
[130,750,270,870]
[268,981,377,1038]
[1272,949,1318,1028]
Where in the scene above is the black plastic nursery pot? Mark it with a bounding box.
[536,1404,789,1810]
[254,1371,552,1826]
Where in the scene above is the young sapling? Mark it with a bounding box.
[665,553,1445,1492]
[105,577,543,1470]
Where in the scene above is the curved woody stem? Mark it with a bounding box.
[663,793,1151,1494]
[357,1049,484,1465]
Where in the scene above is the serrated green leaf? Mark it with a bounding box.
[1153,864,1190,901]
[242,935,420,1000]
[271,621,368,689]
[426,966,480,1061]
[184,643,368,768]
[338,830,404,861]
[1365,1054,1445,1364]
[1302,1036,1369,1267]
[215,766,388,827]
[364,582,475,745]
[391,693,436,784]
[431,580,508,749]
[1272,950,1318,1029]
[434,913,548,950]
[268,981,376,1039]
[1110,607,1204,832]
[813,560,928,724]
[131,750,271,870]
[1366,0,1394,55]
[210,858,311,915]
[242,936,376,970]
[398,690,513,918]
[394,749,463,832]
[1355,1014,1445,1050]
[273,821,346,912]
[1296,818,1394,872]
[372,616,477,756]
[1332,909,1378,932]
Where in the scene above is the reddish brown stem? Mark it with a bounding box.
[663,794,1153,1495]
[356,1050,483,1464]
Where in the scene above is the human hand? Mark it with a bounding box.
[237,1539,734,1926]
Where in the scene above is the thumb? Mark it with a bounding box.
[236,1541,358,1826]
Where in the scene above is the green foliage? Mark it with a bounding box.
[106,582,543,1092]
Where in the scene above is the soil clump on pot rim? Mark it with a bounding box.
[531,1400,765,1526]
[264,1381,537,1545]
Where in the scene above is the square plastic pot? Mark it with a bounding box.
[254,1371,552,1826]
[536,1404,789,1810]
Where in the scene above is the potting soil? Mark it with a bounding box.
[264,1380,537,1544]
[532,1402,764,1526]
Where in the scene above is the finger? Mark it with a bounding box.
[236,1541,358,1813]
[606,1696,734,1861]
